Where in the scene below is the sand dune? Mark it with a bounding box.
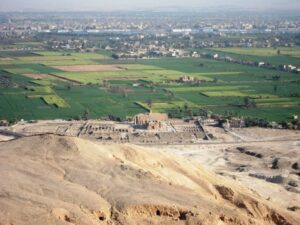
[0,135,299,225]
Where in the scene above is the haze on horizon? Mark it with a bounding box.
[0,0,300,12]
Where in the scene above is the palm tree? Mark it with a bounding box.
[147,99,153,108]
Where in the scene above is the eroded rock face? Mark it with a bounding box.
[0,135,298,225]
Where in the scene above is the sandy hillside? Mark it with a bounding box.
[0,135,299,225]
[156,140,300,211]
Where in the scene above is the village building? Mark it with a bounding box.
[284,64,298,72]
[192,51,200,58]
[213,53,219,59]
[178,75,195,83]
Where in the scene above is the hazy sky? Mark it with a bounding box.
[0,0,300,11]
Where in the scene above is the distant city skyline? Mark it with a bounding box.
[0,0,300,12]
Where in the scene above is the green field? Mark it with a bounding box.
[0,48,300,122]
[205,47,300,67]
[211,47,300,58]
[0,51,110,66]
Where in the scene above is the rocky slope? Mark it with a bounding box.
[0,135,299,225]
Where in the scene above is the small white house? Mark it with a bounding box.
[213,54,219,59]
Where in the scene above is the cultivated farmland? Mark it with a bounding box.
[206,47,300,67]
[0,49,299,122]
